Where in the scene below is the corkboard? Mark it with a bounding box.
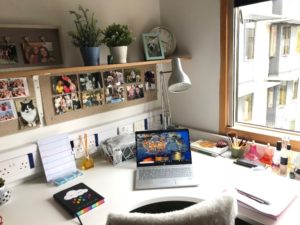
[40,65,158,125]
[0,76,39,136]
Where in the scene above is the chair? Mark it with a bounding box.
[106,195,237,225]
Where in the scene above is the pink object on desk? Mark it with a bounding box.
[244,140,259,161]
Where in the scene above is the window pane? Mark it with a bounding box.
[235,1,300,132]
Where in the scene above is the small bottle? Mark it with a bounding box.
[260,143,273,165]
[244,140,259,161]
[272,141,281,173]
[280,157,288,176]
[287,144,293,171]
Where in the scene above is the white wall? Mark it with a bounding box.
[160,0,220,132]
[0,0,161,151]
[0,0,161,66]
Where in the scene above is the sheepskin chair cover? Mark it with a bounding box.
[106,195,237,225]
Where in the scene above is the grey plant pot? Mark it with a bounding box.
[80,47,100,66]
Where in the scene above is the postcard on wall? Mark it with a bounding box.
[0,99,17,122]
[0,42,18,65]
[82,91,103,108]
[145,70,156,90]
[0,77,29,99]
[124,68,142,83]
[79,72,102,91]
[103,70,124,86]
[105,85,125,104]
[70,93,81,111]
[51,75,78,95]
[126,84,144,101]
[21,41,56,64]
[15,98,40,128]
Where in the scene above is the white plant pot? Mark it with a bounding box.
[110,46,128,64]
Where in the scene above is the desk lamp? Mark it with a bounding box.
[160,58,192,129]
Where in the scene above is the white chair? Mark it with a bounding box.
[106,195,237,225]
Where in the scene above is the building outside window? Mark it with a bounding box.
[233,0,300,132]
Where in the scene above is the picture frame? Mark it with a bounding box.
[142,33,165,60]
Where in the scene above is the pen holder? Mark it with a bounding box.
[231,146,246,159]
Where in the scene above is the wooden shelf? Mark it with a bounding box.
[0,56,191,78]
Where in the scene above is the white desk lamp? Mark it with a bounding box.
[160,58,192,129]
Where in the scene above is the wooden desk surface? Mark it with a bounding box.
[1,152,300,225]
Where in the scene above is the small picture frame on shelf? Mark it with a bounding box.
[142,33,165,61]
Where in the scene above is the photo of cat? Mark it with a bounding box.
[15,98,40,128]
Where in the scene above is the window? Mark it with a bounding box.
[220,0,300,151]
[282,25,291,56]
[245,22,255,60]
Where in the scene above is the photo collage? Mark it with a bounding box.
[51,68,156,115]
[0,77,40,129]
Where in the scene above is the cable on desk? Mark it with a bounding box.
[75,214,83,225]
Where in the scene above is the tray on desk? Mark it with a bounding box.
[191,140,228,156]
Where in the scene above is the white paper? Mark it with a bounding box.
[37,133,77,182]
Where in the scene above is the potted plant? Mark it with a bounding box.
[102,23,133,64]
[0,177,11,206]
[69,5,102,66]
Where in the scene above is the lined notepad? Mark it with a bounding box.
[37,134,77,182]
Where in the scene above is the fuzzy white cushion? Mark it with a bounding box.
[106,195,237,225]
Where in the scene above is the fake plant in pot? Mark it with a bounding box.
[69,5,102,66]
[0,177,11,206]
[102,23,133,64]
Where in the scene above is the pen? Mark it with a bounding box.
[236,189,270,205]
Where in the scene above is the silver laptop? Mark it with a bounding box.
[135,129,198,189]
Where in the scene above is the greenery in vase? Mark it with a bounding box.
[0,177,5,188]
[102,23,133,47]
[68,5,102,47]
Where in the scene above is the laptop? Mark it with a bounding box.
[134,129,198,189]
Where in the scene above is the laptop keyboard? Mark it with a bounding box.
[139,167,192,180]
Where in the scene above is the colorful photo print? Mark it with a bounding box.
[103,70,124,86]
[53,94,73,115]
[105,85,125,104]
[124,68,142,83]
[70,93,81,110]
[126,84,144,100]
[0,43,18,65]
[0,77,29,99]
[0,99,17,122]
[145,70,156,90]
[22,42,55,64]
[79,72,102,91]
[15,98,40,128]
[52,75,78,95]
[82,90,103,108]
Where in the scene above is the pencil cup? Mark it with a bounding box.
[231,146,245,159]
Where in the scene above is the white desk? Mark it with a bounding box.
[1,152,300,225]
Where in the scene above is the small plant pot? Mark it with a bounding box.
[0,186,11,206]
[231,147,245,159]
[110,46,128,64]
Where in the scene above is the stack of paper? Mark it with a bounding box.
[234,171,298,218]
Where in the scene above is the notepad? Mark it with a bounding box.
[234,170,298,218]
[37,133,79,183]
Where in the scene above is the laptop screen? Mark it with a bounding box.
[135,129,192,167]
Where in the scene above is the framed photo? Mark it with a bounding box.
[0,42,18,65]
[105,85,125,104]
[126,84,144,100]
[79,72,102,91]
[103,70,124,86]
[81,91,103,108]
[142,33,165,60]
[21,42,56,64]
[51,75,78,95]
[124,68,141,83]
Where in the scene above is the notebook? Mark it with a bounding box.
[53,183,104,219]
[135,129,198,189]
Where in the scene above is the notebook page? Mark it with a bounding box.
[234,170,298,218]
[37,134,77,182]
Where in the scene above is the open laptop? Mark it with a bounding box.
[134,129,198,189]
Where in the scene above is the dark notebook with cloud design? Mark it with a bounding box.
[53,182,104,219]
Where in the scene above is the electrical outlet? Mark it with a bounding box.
[134,120,145,131]
[0,155,30,180]
[118,124,134,134]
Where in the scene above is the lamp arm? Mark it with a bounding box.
[160,71,172,129]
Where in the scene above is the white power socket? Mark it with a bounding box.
[134,120,145,131]
[71,133,98,159]
[118,124,134,134]
[0,155,30,181]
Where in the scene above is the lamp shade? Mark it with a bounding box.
[168,58,192,93]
